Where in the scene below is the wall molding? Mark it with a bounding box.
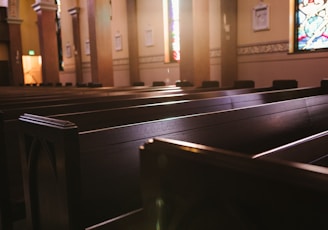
[238,40,289,55]
[113,58,129,66]
[82,61,91,70]
[110,42,292,67]
[139,54,165,64]
[112,49,222,67]
[210,48,221,58]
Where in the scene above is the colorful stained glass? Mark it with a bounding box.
[296,0,328,51]
[169,0,180,61]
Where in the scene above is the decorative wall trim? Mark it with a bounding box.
[82,61,91,70]
[6,17,22,24]
[238,40,289,55]
[113,58,129,66]
[113,42,289,67]
[210,48,221,58]
[32,2,58,12]
[136,50,221,66]
[139,54,165,64]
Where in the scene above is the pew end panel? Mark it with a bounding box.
[140,137,328,229]
[1,111,26,230]
[0,111,12,230]
[19,114,81,230]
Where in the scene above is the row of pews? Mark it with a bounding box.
[1,81,263,230]
[1,79,328,229]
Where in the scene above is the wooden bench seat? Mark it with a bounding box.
[18,91,328,229]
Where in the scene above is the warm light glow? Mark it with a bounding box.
[22,55,42,85]
[170,0,180,61]
[0,0,8,7]
[163,0,170,63]
[163,0,180,62]
[56,0,61,18]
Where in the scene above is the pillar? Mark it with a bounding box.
[7,18,24,86]
[6,0,24,85]
[68,7,83,84]
[220,0,237,87]
[179,0,210,87]
[87,0,113,86]
[127,0,140,84]
[32,1,60,84]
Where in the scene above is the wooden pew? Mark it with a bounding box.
[45,85,327,131]
[2,85,280,229]
[0,79,310,228]
[0,78,300,107]
[1,83,276,220]
[0,86,201,229]
[18,92,328,229]
[138,137,328,229]
[2,86,276,119]
[0,78,308,228]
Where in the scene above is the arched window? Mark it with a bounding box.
[163,0,180,62]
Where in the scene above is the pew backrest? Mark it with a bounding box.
[139,137,328,229]
[254,130,328,167]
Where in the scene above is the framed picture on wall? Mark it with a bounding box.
[252,3,270,31]
[144,28,154,47]
[85,40,90,55]
[115,33,122,51]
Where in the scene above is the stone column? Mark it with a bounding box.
[220,0,237,87]
[7,18,24,85]
[179,0,210,87]
[127,0,140,84]
[87,0,113,86]
[7,0,24,85]
[32,0,60,84]
[68,7,83,84]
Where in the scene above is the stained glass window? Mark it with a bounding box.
[295,0,328,51]
[163,0,180,62]
[55,0,63,70]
